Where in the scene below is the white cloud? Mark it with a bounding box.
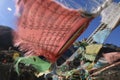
[7,7,12,11]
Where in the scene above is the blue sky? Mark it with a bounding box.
[78,0,120,46]
[78,15,120,46]
[0,0,16,29]
[0,0,120,46]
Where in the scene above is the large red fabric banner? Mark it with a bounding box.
[15,0,93,62]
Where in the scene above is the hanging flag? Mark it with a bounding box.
[14,0,96,62]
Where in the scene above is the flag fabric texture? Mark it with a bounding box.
[15,0,93,62]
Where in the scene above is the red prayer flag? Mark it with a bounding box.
[15,0,93,62]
